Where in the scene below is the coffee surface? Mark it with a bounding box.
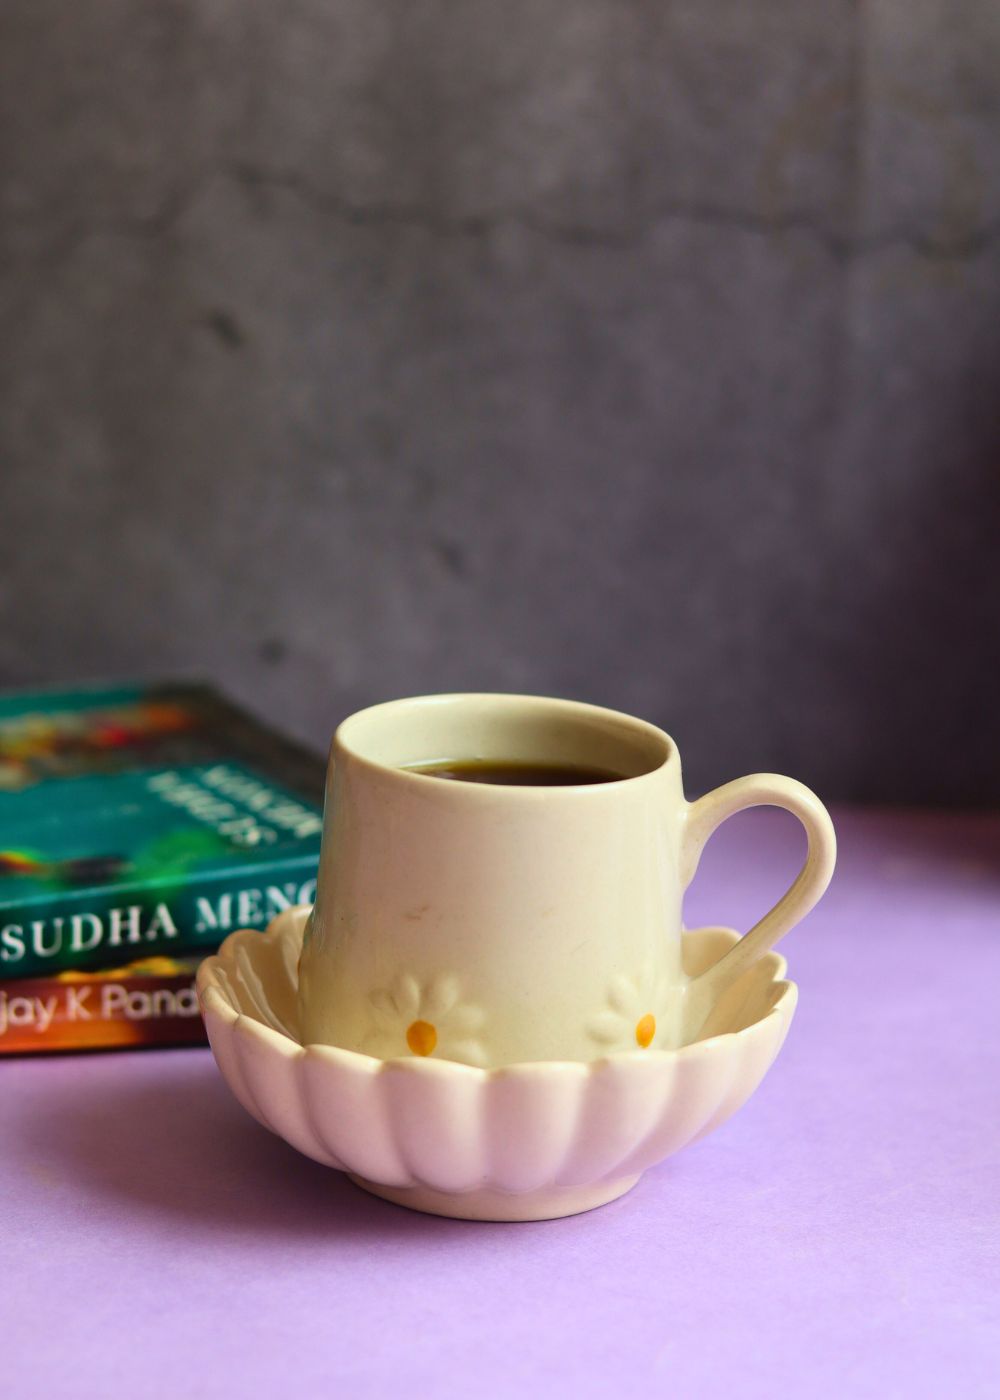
[407,759,623,786]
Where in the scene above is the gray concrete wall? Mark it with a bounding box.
[1,1,998,804]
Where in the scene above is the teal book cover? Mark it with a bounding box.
[0,681,325,979]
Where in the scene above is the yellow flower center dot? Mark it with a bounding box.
[635,1013,656,1049]
[406,1019,438,1056]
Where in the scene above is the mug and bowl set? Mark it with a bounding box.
[198,694,836,1220]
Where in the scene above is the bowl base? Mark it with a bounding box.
[347,1173,641,1222]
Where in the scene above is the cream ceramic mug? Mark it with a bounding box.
[297,694,836,1066]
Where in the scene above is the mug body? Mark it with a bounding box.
[297,694,687,1065]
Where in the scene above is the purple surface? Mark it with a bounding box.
[5,806,999,1398]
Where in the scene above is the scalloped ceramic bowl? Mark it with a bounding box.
[197,907,797,1221]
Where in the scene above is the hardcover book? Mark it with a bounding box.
[0,681,325,992]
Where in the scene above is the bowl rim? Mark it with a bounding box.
[196,907,796,1080]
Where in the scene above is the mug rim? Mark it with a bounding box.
[333,692,675,792]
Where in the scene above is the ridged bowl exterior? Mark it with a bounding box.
[197,908,796,1208]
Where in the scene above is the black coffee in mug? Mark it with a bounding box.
[407,759,622,786]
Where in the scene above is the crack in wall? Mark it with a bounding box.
[230,162,1000,262]
[4,162,1000,274]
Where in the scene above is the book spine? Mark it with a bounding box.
[0,969,207,1054]
[0,859,317,979]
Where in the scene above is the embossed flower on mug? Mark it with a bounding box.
[587,964,670,1052]
[363,972,487,1066]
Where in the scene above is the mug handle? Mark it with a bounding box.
[681,774,836,1038]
